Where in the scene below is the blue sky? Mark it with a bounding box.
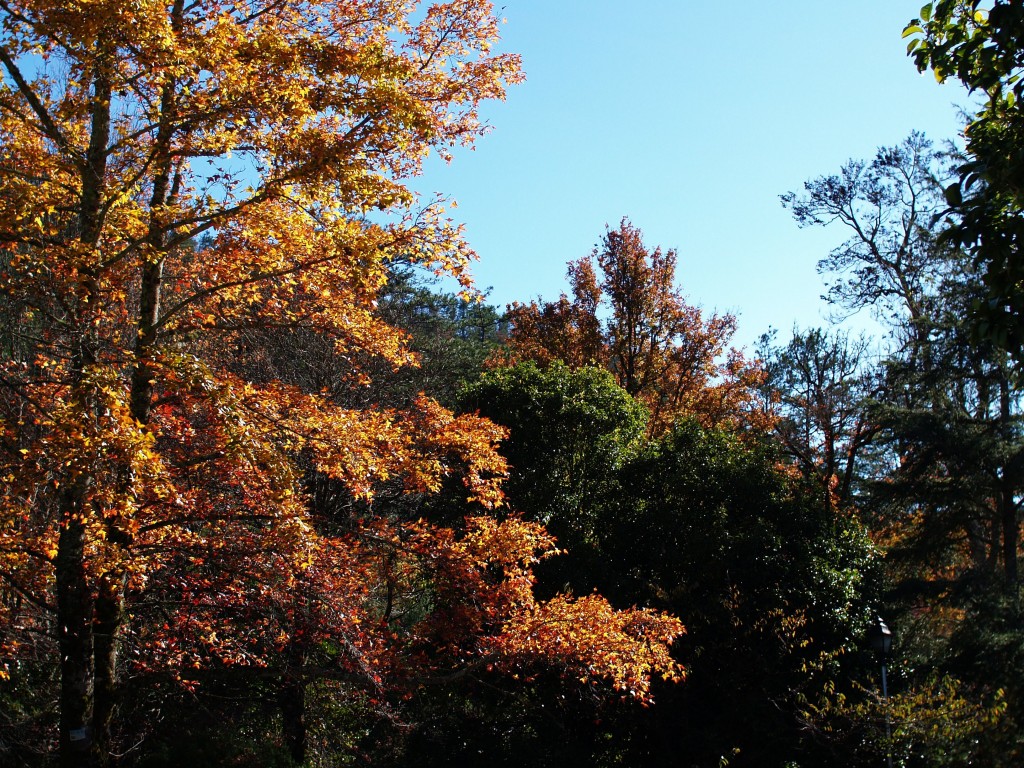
[416,1,970,349]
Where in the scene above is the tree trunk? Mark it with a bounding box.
[279,673,307,765]
[999,370,1018,584]
[130,0,181,425]
[92,572,126,767]
[56,32,114,768]
[56,494,95,768]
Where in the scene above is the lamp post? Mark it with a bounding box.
[868,616,894,768]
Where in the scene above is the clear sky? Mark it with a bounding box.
[416,1,970,350]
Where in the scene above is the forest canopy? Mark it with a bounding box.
[1,2,1023,767]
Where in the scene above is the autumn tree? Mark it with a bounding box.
[229,261,507,415]
[500,219,767,435]
[0,4,683,766]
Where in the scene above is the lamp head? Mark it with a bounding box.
[868,615,893,658]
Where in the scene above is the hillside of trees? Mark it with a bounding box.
[1,1,1023,767]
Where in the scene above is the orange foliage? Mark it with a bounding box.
[0,2,681,756]
[414,517,685,703]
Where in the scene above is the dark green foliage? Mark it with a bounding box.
[393,673,619,768]
[457,362,648,596]
[939,586,1024,764]
[906,1,1024,355]
[452,364,877,767]
[459,363,645,512]
[375,265,508,408]
[0,660,58,767]
[598,421,876,767]
[789,128,1024,766]
[81,671,378,768]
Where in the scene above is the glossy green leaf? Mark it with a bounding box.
[944,182,963,206]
